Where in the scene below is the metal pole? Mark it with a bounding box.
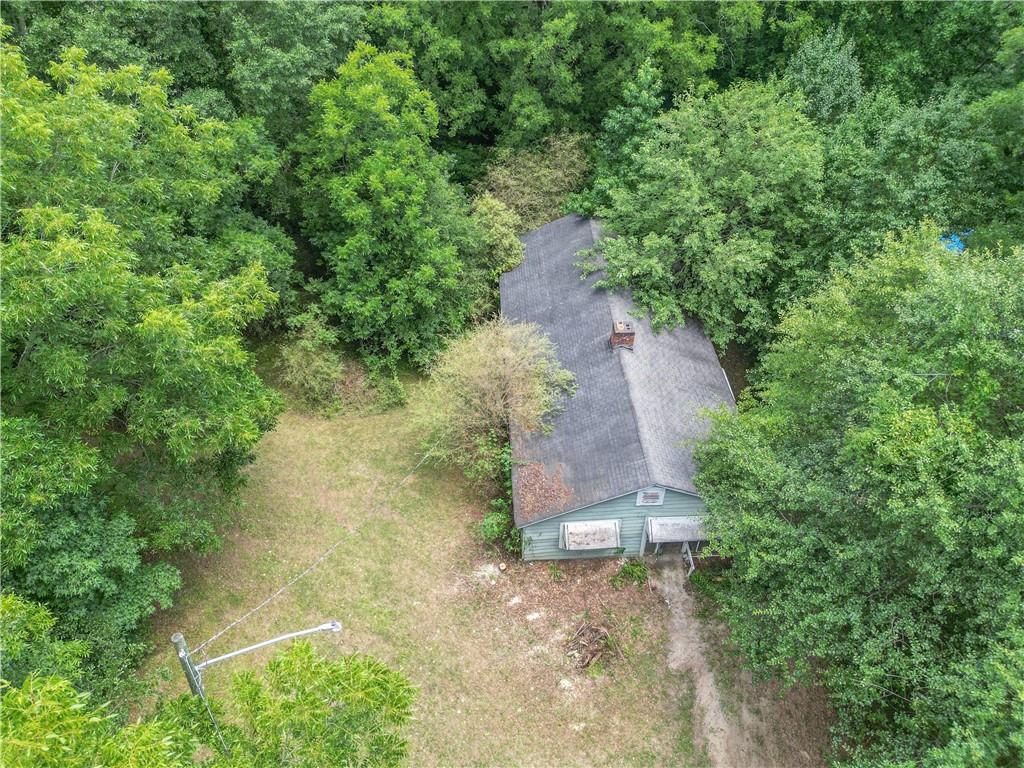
[195,620,341,671]
[171,632,204,696]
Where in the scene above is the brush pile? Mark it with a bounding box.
[565,621,612,669]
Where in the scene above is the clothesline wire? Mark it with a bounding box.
[191,441,440,657]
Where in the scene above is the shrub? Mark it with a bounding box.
[415,319,575,494]
[611,560,648,589]
[478,133,591,232]
[480,497,521,557]
[279,312,346,410]
[466,193,525,318]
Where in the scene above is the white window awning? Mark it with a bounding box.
[646,516,705,543]
[559,520,621,550]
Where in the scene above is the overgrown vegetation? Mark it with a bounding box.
[2,639,414,768]
[478,133,591,232]
[278,312,349,411]
[2,2,1022,763]
[695,226,1024,766]
[416,319,574,494]
[611,560,649,590]
[416,320,574,553]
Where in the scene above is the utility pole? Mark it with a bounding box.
[171,632,205,696]
[170,620,342,753]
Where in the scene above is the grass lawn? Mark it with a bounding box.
[143,379,700,766]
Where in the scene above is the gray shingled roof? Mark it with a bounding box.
[499,214,736,527]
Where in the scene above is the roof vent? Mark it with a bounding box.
[611,319,635,350]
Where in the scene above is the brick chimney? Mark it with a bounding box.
[611,319,635,350]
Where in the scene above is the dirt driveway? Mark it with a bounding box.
[650,558,832,768]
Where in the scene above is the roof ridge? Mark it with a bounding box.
[603,282,655,491]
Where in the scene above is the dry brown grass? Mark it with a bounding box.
[142,384,696,766]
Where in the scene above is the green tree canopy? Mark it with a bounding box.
[695,225,1024,766]
[2,642,415,768]
[297,43,474,371]
[1,38,285,694]
[783,26,863,124]
[589,80,825,350]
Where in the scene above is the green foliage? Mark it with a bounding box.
[216,641,415,766]
[1,39,284,695]
[216,1,365,145]
[0,595,86,688]
[591,80,825,349]
[1,675,195,768]
[365,1,716,151]
[3,1,218,94]
[2,642,414,768]
[297,43,474,371]
[479,133,591,233]
[698,1,1021,100]
[479,445,521,557]
[821,88,991,262]
[466,193,525,317]
[278,312,347,411]
[694,225,1024,766]
[580,59,664,214]
[783,26,863,124]
[415,319,575,495]
[481,499,521,558]
[611,560,649,590]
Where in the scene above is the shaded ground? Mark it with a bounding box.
[143,384,831,766]
[650,558,833,768]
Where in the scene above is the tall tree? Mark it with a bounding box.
[297,43,474,371]
[1,39,285,692]
[583,59,665,213]
[588,80,825,350]
[695,225,1024,766]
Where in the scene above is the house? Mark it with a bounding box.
[499,215,736,563]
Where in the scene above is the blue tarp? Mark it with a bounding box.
[940,229,974,253]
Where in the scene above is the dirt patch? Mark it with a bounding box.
[651,557,832,768]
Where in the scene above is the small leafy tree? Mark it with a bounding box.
[278,312,347,411]
[783,26,863,124]
[465,193,525,318]
[478,133,590,232]
[416,320,574,554]
[416,319,575,494]
[297,42,474,372]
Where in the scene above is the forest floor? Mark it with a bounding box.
[141,379,830,766]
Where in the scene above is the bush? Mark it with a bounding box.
[478,133,591,232]
[611,560,648,589]
[279,312,347,410]
[415,319,575,494]
[466,193,525,318]
[480,498,521,557]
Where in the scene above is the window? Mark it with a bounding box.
[636,487,665,506]
[559,520,621,550]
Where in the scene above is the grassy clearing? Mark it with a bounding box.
[142,379,696,766]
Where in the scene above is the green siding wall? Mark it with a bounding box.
[520,488,706,561]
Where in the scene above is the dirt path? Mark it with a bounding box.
[651,558,831,768]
